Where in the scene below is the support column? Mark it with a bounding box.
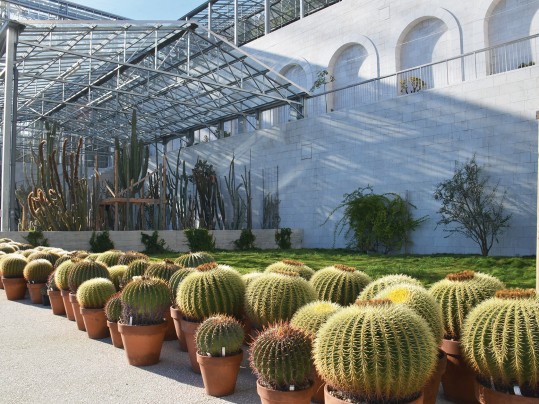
[207,1,212,38]
[1,23,20,232]
[234,0,239,45]
[264,0,271,35]
[300,0,305,18]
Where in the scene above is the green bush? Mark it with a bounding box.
[23,230,49,247]
[141,231,169,254]
[275,228,292,249]
[234,229,256,250]
[184,228,215,252]
[89,230,114,253]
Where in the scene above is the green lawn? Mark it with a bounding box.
[153,249,536,289]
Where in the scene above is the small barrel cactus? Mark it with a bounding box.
[429,270,504,340]
[244,271,317,328]
[108,265,127,290]
[0,244,17,254]
[168,267,195,300]
[145,259,181,282]
[54,254,73,269]
[176,263,245,321]
[195,315,245,357]
[87,253,100,261]
[104,292,122,322]
[462,289,539,394]
[250,322,312,390]
[376,283,444,345]
[118,251,149,266]
[358,274,423,301]
[120,276,170,325]
[54,259,76,291]
[67,260,110,293]
[290,300,341,338]
[27,251,60,265]
[1,254,28,278]
[23,259,54,283]
[96,250,123,267]
[265,259,315,280]
[314,300,437,402]
[122,259,151,286]
[174,251,215,268]
[310,264,371,305]
[76,278,117,309]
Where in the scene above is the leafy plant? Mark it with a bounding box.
[234,229,256,250]
[518,61,535,68]
[326,186,427,254]
[140,231,168,254]
[400,76,426,94]
[275,228,292,250]
[23,230,49,247]
[310,69,335,92]
[434,155,512,256]
[184,228,215,252]
[89,230,114,253]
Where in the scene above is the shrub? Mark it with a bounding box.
[234,229,256,250]
[140,231,168,254]
[275,228,292,250]
[89,230,114,253]
[184,228,215,252]
[23,230,49,247]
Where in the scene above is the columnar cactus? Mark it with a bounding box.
[118,251,149,266]
[54,259,76,290]
[290,300,341,338]
[120,276,170,325]
[428,270,504,340]
[358,274,423,301]
[265,259,315,280]
[122,259,151,286]
[76,278,117,309]
[67,260,110,293]
[462,289,539,393]
[27,251,60,265]
[23,259,54,283]
[145,260,181,282]
[108,265,128,290]
[195,315,245,357]
[310,264,371,305]
[376,283,444,345]
[176,263,245,321]
[250,322,312,390]
[105,292,122,322]
[174,252,215,268]
[244,271,317,328]
[314,300,437,402]
[1,254,28,278]
[96,250,123,267]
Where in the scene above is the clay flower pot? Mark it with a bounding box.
[170,306,188,351]
[2,277,27,300]
[180,317,202,373]
[441,338,478,404]
[61,290,76,321]
[257,379,314,404]
[81,308,109,339]
[474,378,537,404]
[48,290,66,315]
[118,322,167,366]
[312,369,326,403]
[107,321,123,349]
[197,350,243,397]
[323,385,423,404]
[423,349,447,404]
[27,282,45,304]
[0,276,4,289]
[164,308,178,341]
[69,293,86,331]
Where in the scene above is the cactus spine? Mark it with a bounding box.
[265,259,315,280]
[105,292,122,322]
[76,278,117,309]
[358,274,423,301]
[67,260,110,293]
[23,259,54,283]
[310,264,371,305]
[290,300,341,338]
[195,315,244,357]
[174,252,215,268]
[120,276,170,325]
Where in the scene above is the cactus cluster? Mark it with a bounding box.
[314,300,437,402]
[176,263,245,321]
[96,250,123,267]
[462,289,539,392]
[23,259,54,283]
[1,254,28,278]
[290,300,341,338]
[358,274,423,301]
[174,252,215,268]
[76,278,117,309]
[67,260,110,293]
[120,276,170,325]
[310,264,371,305]
[244,272,317,328]
[117,251,148,266]
[265,259,315,280]
[195,315,244,357]
[145,260,180,282]
[104,292,122,322]
[429,270,504,340]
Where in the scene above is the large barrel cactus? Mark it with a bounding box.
[250,322,312,390]
[105,292,122,322]
[290,300,341,338]
[168,267,195,300]
[245,271,317,328]
[265,259,315,280]
[195,315,244,357]
[76,278,117,309]
[314,300,437,402]
[120,276,170,325]
[23,259,54,283]
[27,251,60,265]
[145,260,181,282]
[67,260,110,293]
[122,259,151,286]
[176,263,245,321]
[429,270,504,340]
[54,259,76,290]
[118,251,148,266]
[462,289,539,395]
[54,254,73,269]
[96,250,123,267]
[174,252,215,268]
[310,264,371,305]
[358,274,422,301]
[108,265,127,290]
[242,272,263,287]
[1,254,28,278]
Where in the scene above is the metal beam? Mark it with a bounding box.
[264,0,271,35]
[234,0,239,45]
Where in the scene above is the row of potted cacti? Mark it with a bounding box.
[0,238,537,403]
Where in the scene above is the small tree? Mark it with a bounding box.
[433,155,511,256]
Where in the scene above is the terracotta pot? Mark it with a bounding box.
[41,293,50,306]
[48,290,66,315]
[61,290,75,321]
[474,378,538,404]
[107,321,124,349]
[27,282,45,304]
[81,308,109,339]
[170,306,187,351]
[324,385,423,404]
[197,350,243,397]
[257,380,314,404]
[164,309,178,341]
[0,276,4,289]
[118,322,167,366]
[2,277,27,300]
[180,317,202,373]
[422,349,447,404]
[69,293,86,331]
[441,338,478,404]
[312,369,326,403]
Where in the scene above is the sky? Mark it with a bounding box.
[67,0,205,20]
